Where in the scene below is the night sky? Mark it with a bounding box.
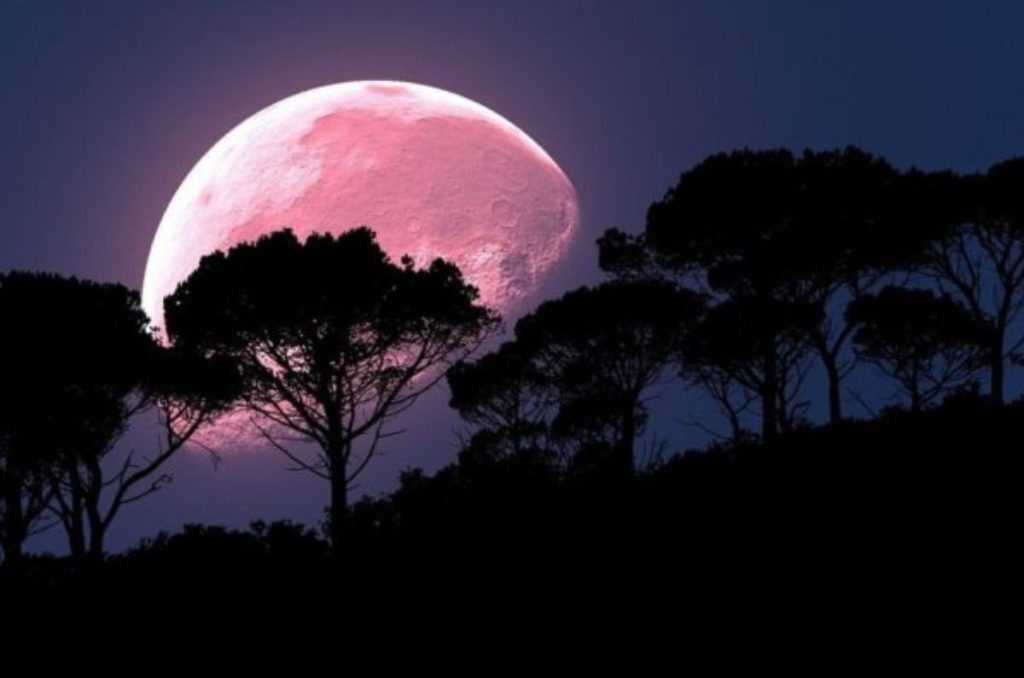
[4,0,1024,551]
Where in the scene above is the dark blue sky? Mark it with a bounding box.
[4,0,1024,550]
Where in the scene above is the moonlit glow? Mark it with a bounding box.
[141,80,580,331]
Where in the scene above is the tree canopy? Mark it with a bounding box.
[0,272,234,563]
[846,287,989,411]
[449,280,703,477]
[164,227,499,551]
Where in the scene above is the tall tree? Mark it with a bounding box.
[0,272,235,561]
[846,287,989,411]
[48,347,238,559]
[511,280,704,475]
[792,148,902,423]
[681,296,819,438]
[447,342,553,460]
[0,392,51,567]
[0,272,130,563]
[164,228,498,552]
[600,147,899,432]
[907,160,1024,404]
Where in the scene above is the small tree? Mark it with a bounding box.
[447,342,553,460]
[165,228,498,552]
[0,272,235,561]
[682,296,819,438]
[846,287,990,411]
[905,160,1024,404]
[50,347,238,560]
[511,280,704,475]
[0,396,51,567]
[600,147,901,431]
[0,272,143,564]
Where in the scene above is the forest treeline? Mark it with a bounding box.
[1,147,1022,582]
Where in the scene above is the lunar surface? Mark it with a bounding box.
[141,80,579,331]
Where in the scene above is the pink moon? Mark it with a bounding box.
[141,80,580,331]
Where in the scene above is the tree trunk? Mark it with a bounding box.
[990,340,1005,405]
[329,464,348,558]
[725,405,743,443]
[1,478,26,569]
[86,503,106,560]
[85,456,106,560]
[66,468,87,562]
[761,337,779,442]
[87,527,105,560]
[777,386,793,435]
[324,399,349,558]
[617,403,637,477]
[824,354,842,425]
[910,375,922,413]
[66,508,86,563]
[0,530,24,569]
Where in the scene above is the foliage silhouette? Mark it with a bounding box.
[447,341,552,459]
[450,280,703,476]
[846,286,989,411]
[518,280,704,475]
[0,382,50,568]
[681,295,821,436]
[1,393,1014,604]
[0,272,236,563]
[164,227,498,553]
[901,160,1024,403]
[3,146,1023,613]
[600,147,901,433]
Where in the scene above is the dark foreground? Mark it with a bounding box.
[1,397,1015,615]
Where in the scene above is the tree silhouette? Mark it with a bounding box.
[164,228,498,552]
[451,281,701,476]
[0,392,51,567]
[682,296,820,437]
[55,347,237,560]
[846,287,989,411]
[447,342,552,460]
[904,160,1024,404]
[8,144,1024,589]
[0,272,143,564]
[513,280,703,475]
[793,148,901,423]
[0,272,235,561]
[600,147,899,433]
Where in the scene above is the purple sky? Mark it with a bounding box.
[4,0,1024,551]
